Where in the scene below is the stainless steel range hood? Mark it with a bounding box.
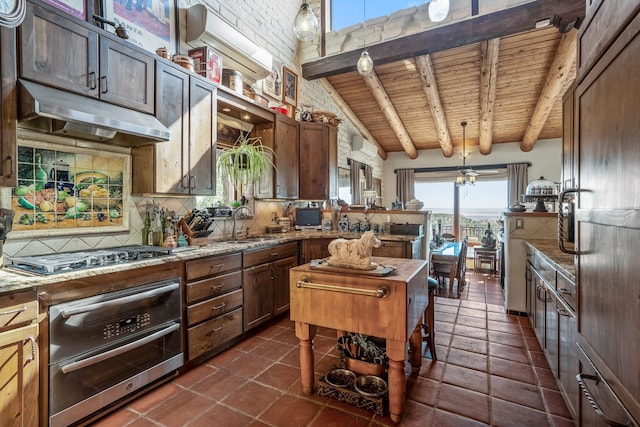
[18,80,170,146]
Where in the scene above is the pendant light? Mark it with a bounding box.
[428,0,450,23]
[356,0,373,76]
[456,121,477,186]
[294,2,319,42]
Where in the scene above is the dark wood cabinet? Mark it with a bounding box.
[254,114,299,199]
[132,63,216,195]
[299,238,333,265]
[561,84,576,191]
[242,242,298,331]
[0,27,17,187]
[299,122,337,200]
[372,239,422,259]
[19,2,154,113]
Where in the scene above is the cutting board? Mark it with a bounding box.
[310,258,396,276]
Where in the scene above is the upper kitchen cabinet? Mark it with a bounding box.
[132,63,216,195]
[18,2,154,114]
[299,121,337,200]
[0,27,17,187]
[254,114,298,199]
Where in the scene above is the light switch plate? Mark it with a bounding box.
[516,218,525,229]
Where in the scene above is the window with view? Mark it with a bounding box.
[330,0,429,31]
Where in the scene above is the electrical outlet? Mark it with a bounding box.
[516,218,525,229]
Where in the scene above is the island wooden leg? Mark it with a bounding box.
[409,323,423,374]
[295,322,316,395]
[386,339,406,424]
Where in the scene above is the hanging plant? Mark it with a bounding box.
[216,133,275,187]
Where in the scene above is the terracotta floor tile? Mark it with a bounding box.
[435,304,460,314]
[459,300,488,310]
[453,324,488,341]
[436,321,455,334]
[253,338,296,361]
[233,335,267,353]
[488,342,529,364]
[529,350,549,367]
[406,375,439,406]
[489,357,536,384]
[436,384,490,423]
[442,364,489,394]
[456,315,487,329]
[450,335,489,355]
[488,330,525,348]
[280,346,301,367]
[225,353,274,379]
[551,415,577,427]
[459,307,488,319]
[526,336,544,352]
[521,325,537,337]
[435,297,461,306]
[490,397,549,427]
[431,408,491,426]
[314,334,339,354]
[255,323,288,339]
[534,366,560,390]
[487,320,521,334]
[191,368,247,401]
[221,381,281,417]
[315,353,341,375]
[417,360,446,381]
[189,404,253,427]
[436,312,458,324]
[541,388,573,418]
[486,304,506,313]
[145,389,213,427]
[258,393,322,426]
[90,408,140,426]
[386,399,434,427]
[447,348,488,372]
[204,347,244,369]
[490,375,544,410]
[127,418,163,427]
[487,312,520,323]
[310,406,371,427]
[271,328,302,346]
[128,381,184,414]
[172,363,217,388]
[255,362,301,390]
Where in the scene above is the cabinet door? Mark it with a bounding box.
[561,85,576,191]
[300,238,333,264]
[532,272,546,346]
[0,27,17,187]
[557,297,578,420]
[189,78,216,194]
[299,122,337,200]
[274,115,299,199]
[0,324,38,427]
[243,263,273,331]
[372,241,406,258]
[525,262,535,325]
[545,287,559,374]
[98,37,155,114]
[19,2,99,98]
[132,62,189,194]
[273,255,297,316]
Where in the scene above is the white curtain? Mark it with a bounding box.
[507,163,528,205]
[396,169,415,205]
[350,160,363,204]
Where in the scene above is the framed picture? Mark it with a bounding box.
[103,0,178,54]
[40,0,85,20]
[263,57,282,100]
[282,66,298,107]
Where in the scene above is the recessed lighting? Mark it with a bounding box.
[222,107,231,112]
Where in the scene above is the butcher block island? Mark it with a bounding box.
[289,257,429,424]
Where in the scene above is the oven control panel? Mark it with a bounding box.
[104,313,151,338]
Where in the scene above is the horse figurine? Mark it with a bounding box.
[326,230,382,270]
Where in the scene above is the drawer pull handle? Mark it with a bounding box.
[208,325,225,334]
[559,287,574,295]
[576,373,633,427]
[0,305,27,316]
[24,336,36,363]
[211,303,226,311]
[296,276,389,298]
[209,284,223,293]
[556,308,573,317]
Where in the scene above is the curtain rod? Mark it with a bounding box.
[394,162,530,173]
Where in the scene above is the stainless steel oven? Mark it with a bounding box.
[47,277,183,427]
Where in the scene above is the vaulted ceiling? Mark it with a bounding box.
[301,0,585,160]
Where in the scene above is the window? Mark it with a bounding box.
[330,0,429,31]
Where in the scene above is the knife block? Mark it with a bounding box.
[178,217,209,246]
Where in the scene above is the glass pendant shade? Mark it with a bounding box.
[429,0,450,22]
[294,3,319,41]
[357,50,374,76]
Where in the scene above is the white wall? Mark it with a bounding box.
[381,139,562,207]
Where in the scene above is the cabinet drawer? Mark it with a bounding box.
[372,241,406,258]
[0,291,37,330]
[187,307,243,360]
[243,242,298,267]
[534,253,556,287]
[186,270,242,304]
[186,253,242,281]
[556,271,576,312]
[187,289,243,326]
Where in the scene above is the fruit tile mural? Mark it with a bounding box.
[12,141,130,235]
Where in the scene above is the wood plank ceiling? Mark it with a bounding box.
[301,0,584,160]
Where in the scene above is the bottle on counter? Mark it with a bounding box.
[142,211,151,245]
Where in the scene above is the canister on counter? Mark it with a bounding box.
[222,69,243,95]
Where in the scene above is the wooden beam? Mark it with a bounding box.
[415,55,453,158]
[302,0,584,80]
[479,38,500,155]
[362,71,419,159]
[520,29,577,151]
[319,79,388,160]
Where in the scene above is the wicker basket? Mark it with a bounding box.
[312,110,337,123]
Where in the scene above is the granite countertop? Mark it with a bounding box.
[523,239,576,281]
[0,231,422,294]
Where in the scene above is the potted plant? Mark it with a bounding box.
[216,133,275,188]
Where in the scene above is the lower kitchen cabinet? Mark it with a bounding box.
[299,238,333,264]
[242,242,298,331]
[184,253,243,361]
[0,290,38,427]
[372,238,423,259]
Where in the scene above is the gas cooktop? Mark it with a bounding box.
[7,245,174,275]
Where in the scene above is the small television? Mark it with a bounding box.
[295,207,322,230]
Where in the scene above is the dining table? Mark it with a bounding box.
[431,241,462,298]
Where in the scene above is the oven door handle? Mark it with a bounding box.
[60,322,181,374]
[61,282,180,318]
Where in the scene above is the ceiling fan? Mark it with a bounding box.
[457,121,478,186]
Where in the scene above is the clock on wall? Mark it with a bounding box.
[0,0,26,27]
